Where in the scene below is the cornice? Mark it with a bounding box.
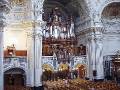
[103,33,120,41]
[6,21,33,29]
[6,20,46,30]
[103,30,120,34]
[76,27,104,36]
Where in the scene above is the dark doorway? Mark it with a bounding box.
[4,68,26,86]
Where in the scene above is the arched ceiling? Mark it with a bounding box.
[43,0,81,20]
[4,68,25,74]
[48,0,72,6]
[43,0,90,22]
[102,2,120,19]
[101,2,120,32]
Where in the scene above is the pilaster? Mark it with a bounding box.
[0,0,10,90]
[0,27,4,90]
[86,27,104,80]
[26,0,45,89]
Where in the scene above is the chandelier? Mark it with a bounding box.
[42,7,77,63]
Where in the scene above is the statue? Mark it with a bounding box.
[79,44,86,55]
[7,44,16,56]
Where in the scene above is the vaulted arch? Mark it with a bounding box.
[101,2,120,31]
[100,0,120,18]
[43,0,90,21]
[102,2,120,19]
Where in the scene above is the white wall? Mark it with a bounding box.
[103,34,120,56]
[4,29,27,50]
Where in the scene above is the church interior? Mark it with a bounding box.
[0,0,120,90]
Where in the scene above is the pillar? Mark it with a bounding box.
[26,29,43,89]
[0,27,4,90]
[86,38,93,80]
[86,28,104,80]
[0,0,10,90]
[94,31,104,80]
[26,0,45,89]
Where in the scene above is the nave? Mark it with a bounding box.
[1,0,120,90]
[4,78,120,90]
[44,78,120,90]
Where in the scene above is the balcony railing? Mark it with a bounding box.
[3,55,87,72]
[4,56,27,72]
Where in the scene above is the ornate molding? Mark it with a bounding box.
[75,18,104,34]
[76,27,104,36]
[0,0,10,14]
[32,0,45,19]
[0,20,6,29]
[103,33,120,41]
[103,30,120,34]
[0,0,10,31]
[87,35,103,43]
[75,18,91,32]
[3,57,27,72]
[99,0,120,17]
[101,18,120,33]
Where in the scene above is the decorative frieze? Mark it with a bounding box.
[75,18,91,32]
[76,27,104,36]
[103,33,120,41]
[0,0,10,30]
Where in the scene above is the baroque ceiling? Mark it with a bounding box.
[47,0,72,6]
[5,0,95,30]
[43,0,80,18]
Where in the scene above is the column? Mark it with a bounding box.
[26,27,44,90]
[86,37,93,80]
[34,28,43,88]
[26,30,35,87]
[0,27,4,90]
[26,0,45,89]
[0,1,10,90]
[95,31,104,80]
[86,28,104,80]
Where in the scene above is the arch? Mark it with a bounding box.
[4,67,26,74]
[102,2,120,18]
[74,63,86,78]
[75,63,85,68]
[4,68,26,86]
[100,0,120,18]
[43,0,68,14]
[43,0,74,20]
[43,0,90,19]
[42,64,54,71]
[58,63,69,71]
[4,68,25,74]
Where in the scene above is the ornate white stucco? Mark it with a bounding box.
[1,0,120,88]
[0,0,10,90]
